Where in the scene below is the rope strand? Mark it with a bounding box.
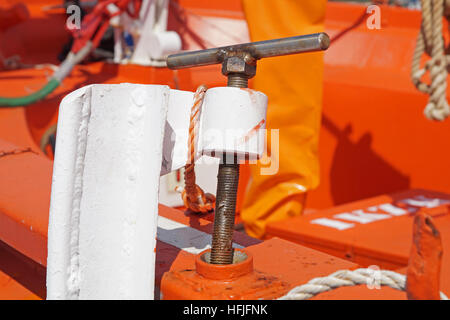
[278,268,449,300]
[411,0,450,120]
[176,85,215,213]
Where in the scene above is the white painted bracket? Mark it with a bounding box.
[47,84,267,299]
[47,84,172,299]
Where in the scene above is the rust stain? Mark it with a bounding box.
[240,87,258,105]
[238,119,265,145]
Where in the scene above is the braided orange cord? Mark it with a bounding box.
[179,85,215,213]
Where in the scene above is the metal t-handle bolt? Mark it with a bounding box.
[167,32,330,265]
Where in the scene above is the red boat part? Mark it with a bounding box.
[406,211,443,300]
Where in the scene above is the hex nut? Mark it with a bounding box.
[221,56,257,78]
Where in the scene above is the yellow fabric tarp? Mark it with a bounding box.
[241,0,326,238]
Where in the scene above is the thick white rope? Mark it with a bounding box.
[411,0,450,120]
[278,268,449,300]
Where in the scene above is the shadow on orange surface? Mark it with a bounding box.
[0,241,45,299]
[322,115,410,205]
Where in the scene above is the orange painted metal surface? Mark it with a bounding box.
[267,189,450,270]
[315,207,447,300]
[162,247,290,300]
[0,152,260,301]
[310,283,406,300]
[266,191,450,300]
[310,3,450,209]
[0,271,39,300]
[161,237,358,300]
[0,139,51,266]
[195,249,254,280]
[153,204,260,298]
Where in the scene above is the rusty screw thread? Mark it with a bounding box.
[227,73,249,88]
[210,161,240,264]
[209,73,248,265]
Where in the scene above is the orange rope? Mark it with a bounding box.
[178,85,215,213]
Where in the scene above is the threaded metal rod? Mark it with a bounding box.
[227,74,249,88]
[209,72,248,265]
[210,161,240,264]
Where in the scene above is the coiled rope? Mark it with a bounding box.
[411,0,450,120]
[278,268,449,300]
[176,85,215,213]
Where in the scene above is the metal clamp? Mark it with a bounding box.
[166,32,330,265]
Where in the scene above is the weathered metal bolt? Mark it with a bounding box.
[221,56,256,78]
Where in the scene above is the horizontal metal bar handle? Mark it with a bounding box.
[166,32,330,69]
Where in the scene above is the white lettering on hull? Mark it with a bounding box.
[309,195,449,231]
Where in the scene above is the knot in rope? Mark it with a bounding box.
[177,184,216,213]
